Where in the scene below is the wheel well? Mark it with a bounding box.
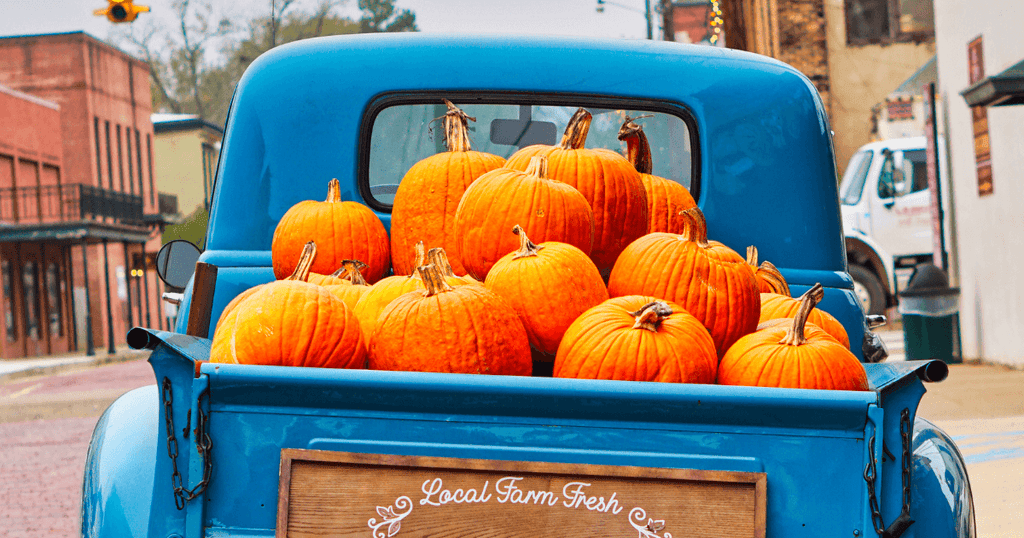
[845,237,893,303]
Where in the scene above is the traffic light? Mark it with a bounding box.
[94,1,150,23]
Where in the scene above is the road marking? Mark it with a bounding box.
[2,382,42,399]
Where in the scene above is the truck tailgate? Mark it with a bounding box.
[193,360,877,537]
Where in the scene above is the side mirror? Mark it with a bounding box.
[155,240,202,289]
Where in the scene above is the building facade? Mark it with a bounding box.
[710,0,937,173]
[0,84,75,358]
[0,31,174,358]
[933,0,1024,367]
[153,114,223,248]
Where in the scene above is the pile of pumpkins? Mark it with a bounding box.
[210,102,869,392]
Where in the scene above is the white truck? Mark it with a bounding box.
[840,136,950,315]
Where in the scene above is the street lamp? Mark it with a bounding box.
[596,0,654,40]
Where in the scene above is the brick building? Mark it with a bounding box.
[0,31,173,359]
[698,0,936,173]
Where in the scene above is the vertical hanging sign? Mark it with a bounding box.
[967,36,992,196]
[922,83,946,270]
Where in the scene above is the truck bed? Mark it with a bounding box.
[98,329,949,538]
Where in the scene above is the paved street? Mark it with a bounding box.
[0,359,154,537]
[0,341,1021,537]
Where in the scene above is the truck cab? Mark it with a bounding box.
[81,34,974,538]
[840,137,949,315]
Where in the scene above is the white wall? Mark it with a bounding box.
[934,0,1024,366]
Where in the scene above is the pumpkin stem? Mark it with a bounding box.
[404,241,426,280]
[326,178,342,203]
[758,260,791,297]
[417,264,454,297]
[746,246,758,267]
[523,156,548,179]
[286,241,317,282]
[630,301,673,332]
[617,116,653,175]
[679,208,709,247]
[426,247,458,277]
[441,99,475,153]
[511,225,544,259]
[334,259,369,286]
[781,283,824,346]
[557,108,593,150]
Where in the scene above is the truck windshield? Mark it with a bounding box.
[840,150,873,205]
[367,103,693,208]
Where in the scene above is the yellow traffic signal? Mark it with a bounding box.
[94,1,150,23]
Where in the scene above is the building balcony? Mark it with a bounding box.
[0,184,144,226]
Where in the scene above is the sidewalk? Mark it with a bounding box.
[0,346,149,383]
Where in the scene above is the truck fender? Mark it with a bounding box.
[908,417,976,538]
[845,233,896,295]
[81,385,159,538]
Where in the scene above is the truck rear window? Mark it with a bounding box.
[365,102,694,208]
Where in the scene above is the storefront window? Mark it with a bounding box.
[46,263,63,337]
[22,261,40,339]
[2,260,16,342]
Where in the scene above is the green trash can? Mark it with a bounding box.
[898,263,961,364]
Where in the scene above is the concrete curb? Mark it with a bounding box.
[0,348,150,384]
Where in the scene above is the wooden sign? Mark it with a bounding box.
[277,450,766,538]
[967,35,993,196]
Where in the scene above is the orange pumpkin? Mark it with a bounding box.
[454,156,594,281]
[505,108,648,274]
[214,242,367,369]
[306,261,351,286]
[553,296,717,383]
[321,260,372,309]
[426,247,482,287]
[271,178,391,283]
[390,100,506,276]
[718,283,868,390]
[759,288,850,349]
[745,246,791,296]
[617,116,696,235]
[607,208,760,356]
[484,225,608,356]
[369,264,532,375]
[210,242,319,363]
[352,241,427,339]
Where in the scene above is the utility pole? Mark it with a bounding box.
[661,0,675,41]
[645,0,653,39]
[596,0,657,40]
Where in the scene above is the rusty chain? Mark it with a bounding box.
[864,407,915,538]
[161,377,213,511]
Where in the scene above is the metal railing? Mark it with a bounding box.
[0,184,144,225]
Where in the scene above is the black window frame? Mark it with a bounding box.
[357,91,702,214]
[21,260,40,339]
[45,262,63,338]
[2,259,17,342]
[844,0,935,46]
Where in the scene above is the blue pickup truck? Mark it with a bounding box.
[81,34,974,538]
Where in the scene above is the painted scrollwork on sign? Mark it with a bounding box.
[629,507,673,538]
[367,496,413,538]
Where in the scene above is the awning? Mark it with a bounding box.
[961,58,1024,107]
[0,220,152,243]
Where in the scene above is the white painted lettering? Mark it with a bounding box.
[562,482,591,509]
[420,478,443,506]
[495,476,524,503]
